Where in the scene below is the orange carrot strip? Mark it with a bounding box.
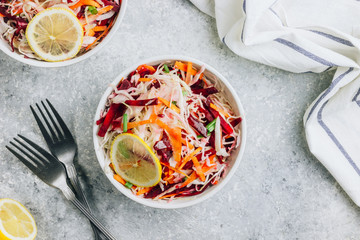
[158,191,187,200]
[87,29,95,37]
[160,162,189,177]
[136,187,152,196]
[191,156,205,181]
[158,97,180,114]
[114,174,136,189]
[127,119,151,129]
[113,174,126,185]
[70,0,101,9]
[210,103,230,118]
[85,19,113,50]
[13,8,23,15]
[97,5,113,15]
[136,64,156,73]
[138,78,152,82]
[181,139,194,149]
[179,147,202,170]
[0,13,4,17]
[174,61,203,79]
[93,26,107,32]
[185,62,192,84]
[180,171,197,188]
[202,164,216,175]
[109,163,115,171]
[168,128,182,162]
[154,119,180,141]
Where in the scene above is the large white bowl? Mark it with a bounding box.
[0,0,127,67]
[93,55,247,209]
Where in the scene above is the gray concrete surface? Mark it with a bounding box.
[1,1,360,239]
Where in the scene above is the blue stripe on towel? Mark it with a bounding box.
[274,38,336,67]
[352,87,360,107]
[306,68,354,122]
[309,30,354,47]
[317,100,360,175]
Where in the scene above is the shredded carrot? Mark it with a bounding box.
[109,163,115,171]
[185,62,192,84]
[158,191,187,200]
[180,171,197,188]
[69,0,101,9]
[174,61,203,79]
[136,64,156,73]
[181,139,194,149]
[158,97,180,114]
[13,8,23,15]
[179,147,202,170]
[114,174,136,189]
[210,103,230,118]
[93,26,107,32]
[0,13,4,17]
[127,119,152,129]
[97,5,113,15]
[191,156,205,181]
[87,29,95,37]
[160,162,189,177]
[85,18,113,50]
[113,174,126,185]
[138,78,152,82]
[168,128,182,162]
[202,163,216,175]
[136,187,152,196]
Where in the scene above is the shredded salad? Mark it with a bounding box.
[0,0,121,59]
[97,60,242,201]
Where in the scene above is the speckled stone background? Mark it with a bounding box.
[1,1,360,240]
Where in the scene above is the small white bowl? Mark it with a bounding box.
[93,55,247,209]
[0,0,127,67]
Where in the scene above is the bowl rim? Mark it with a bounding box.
[93,55,247,209]
[0,0,127,68]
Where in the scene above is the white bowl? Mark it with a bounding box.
[0,0,127,67]
[93,55,247,209]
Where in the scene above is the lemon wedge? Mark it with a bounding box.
[110,133,162,187]
[26,7,83,62]
[0,198,37,240]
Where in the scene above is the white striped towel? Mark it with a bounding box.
[190,0,360,206]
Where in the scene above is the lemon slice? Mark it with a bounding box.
[26,7,83,62]
[110,133,162,187]
[0,199,37,240]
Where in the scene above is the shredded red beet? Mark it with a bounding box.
[124,98,158,106]
[198,106,214,122]
[117,79,131,90]
[96,116,105,125]
[97,104,125,137]
[205,98,233,134]
[102,0,120,12]
[192,87,218,97]
[230,117,242,127]
[188,115,207,137]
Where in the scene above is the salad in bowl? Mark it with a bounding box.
[94,56,246,208]
[0,0,126,66]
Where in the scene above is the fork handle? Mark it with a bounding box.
[62,186,117,240]
[66,164,102,240]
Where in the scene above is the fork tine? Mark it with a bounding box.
[36,102,61,142]
[6,145,40,173]
[46,99,73,139]
[18,134,59,163]
[13,138,49,165]
[31,105,55,145]
[7,141,43,172]
[41,101,65,140]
